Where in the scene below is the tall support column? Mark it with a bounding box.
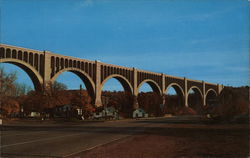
[94,60,102,107]
[132,95,139,110]
[202,81,206,106]
[132,68,139,109]
[217,84,224,94]
[184,77,188,107]
[161,95,166,114]
[161,73,166,112]
[161,73,165,98]
[43,51,52,91]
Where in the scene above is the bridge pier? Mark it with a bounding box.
[184,78,189,107]
[202,81,206,106]
[43,51,52,91]
[94,92,102,107]
[160,95,166,113]
[94,60,102,107]
[162,95,166,105]
[132,95,139,109]
[132,68,139,109]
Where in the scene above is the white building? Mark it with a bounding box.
[93,107,118,119]
[133,108,148,118]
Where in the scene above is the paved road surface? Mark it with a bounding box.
[0,116,204,158]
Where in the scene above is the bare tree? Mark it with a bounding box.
[0,67,19,117]
[0,67,17,97]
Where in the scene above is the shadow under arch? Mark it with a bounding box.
[187,86,203,98]
[101,74,134,118]
[187,86,203,113]
[137,79,162,117]
[165,83,185,105]
[101,74,133,94]
[164,83,185,114]
[51,68,95,100]
[205,88,218,106]
[206,88,218,98]
[137,79,162,95]
[0,58,43,91]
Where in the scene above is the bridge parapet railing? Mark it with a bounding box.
[205,82,218,86]
[137,69,162,77]
[46,51,96,64]
[99,62,133,71]
[165,74,184,80]
[186,78,203,83]
[0,44,44,55]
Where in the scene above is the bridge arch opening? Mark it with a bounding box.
[137,80,162,117]
[51,69,95,101]
[138,79,162,95]
[164,83,184,115]
[187,87,203,114]
[101,75,134,118]
[49,70,96,119]
[204,89,218,113]
[101,75,133,94]
[0,63,34,94]
[0,60,42,91]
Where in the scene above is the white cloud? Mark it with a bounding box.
[175,6,237,22]
[78,0,93,8]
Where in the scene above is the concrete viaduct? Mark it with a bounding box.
[0,44,223,109]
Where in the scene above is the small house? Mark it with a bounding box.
[133,108,148,118]
[93,107,118,119]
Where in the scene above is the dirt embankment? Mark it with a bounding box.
[76,124,249,158]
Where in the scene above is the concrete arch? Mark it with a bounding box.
[137,79,162,95]
[0,58,43,91]
[188,86,203,97]
[205,88,218,98]
[164,83,185,108]
[101,74,133,94]
[187,86,203,111]
[205,88,218,106]
[51,68,95,98]
[165,83,184,97]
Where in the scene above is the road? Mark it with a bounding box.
[1,117,187,158]
[1,116,246,158]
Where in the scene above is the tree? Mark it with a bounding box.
[0,67,17,97]
[43,81,68,109]
[102,91,133,118]
[0,67,19,117]
[14,82,32,96]
[50,81,68,92]
[1,97,20,117]
[21,91,45,114]
[138,92,161,116]
[71,90,95,118]
[214,87,249,117]
[18,81,68,118]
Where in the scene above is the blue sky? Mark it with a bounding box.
[0,0,249,92]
